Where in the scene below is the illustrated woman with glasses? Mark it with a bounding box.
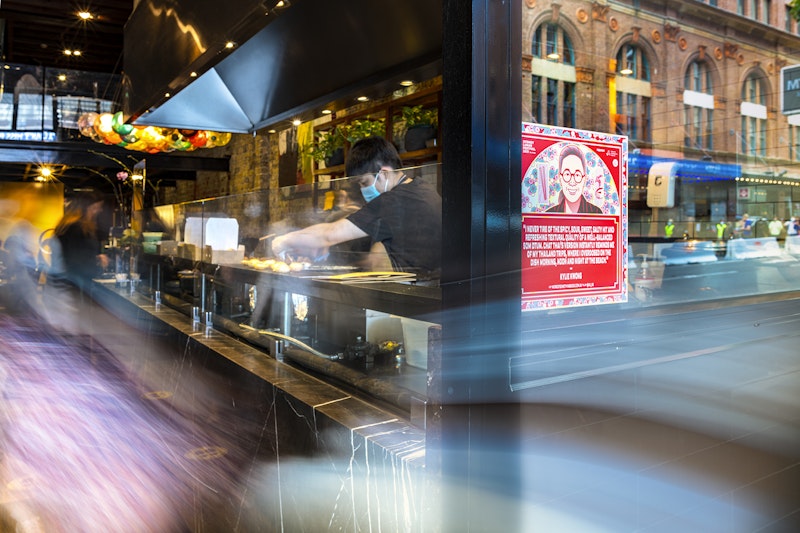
[546,143,602,214]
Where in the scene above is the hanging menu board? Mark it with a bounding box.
[521,123,628,310]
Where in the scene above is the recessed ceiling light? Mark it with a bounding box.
[190,71,198,77]
[400,80,414,87]
[292,119,302,126]
[78,11,93,20]
[357,96,369,102]
[268,129,277,134]
[57,74,66,81]
[73,50,82,56]
[321,109,332,115]
[165,92,171,98]
[63,49,73,56]
[225,41,236,49]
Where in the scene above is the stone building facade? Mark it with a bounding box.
[522,0,800,166]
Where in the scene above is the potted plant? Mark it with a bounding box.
[342,118,386,144]
[401,105,438,151]
[307,126,346,166]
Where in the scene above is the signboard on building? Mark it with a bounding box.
[521,123,628,310]
[780,64,800,115]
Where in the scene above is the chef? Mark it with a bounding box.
[272,136,441,276]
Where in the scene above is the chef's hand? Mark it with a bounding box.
[271,234,290,260]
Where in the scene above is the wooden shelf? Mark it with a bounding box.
[310,80,442,178]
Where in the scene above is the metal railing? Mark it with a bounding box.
[0,62,121,143]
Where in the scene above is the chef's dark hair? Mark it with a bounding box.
[345,136,403,177]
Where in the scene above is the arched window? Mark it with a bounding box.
[614,44,651,142]
[740,73,768,157]
[530,23,576,127]
[616,44,650,81]
[683,60,715,151]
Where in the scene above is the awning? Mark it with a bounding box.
[629,153,741,181]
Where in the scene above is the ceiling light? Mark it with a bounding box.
[546,52,560,60]
[321,109,332,115]
[400,80,414,87]
[37,167,53,181]
[225,41,236,49]
[78,11,94,20]
[57,74,67,81]
[63,49,73,56]
[357,96,369,102]
[73,50,82,56]
[190,71,198,77]
[292,119,302,126]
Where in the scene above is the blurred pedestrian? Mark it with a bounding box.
[51,193,109,292]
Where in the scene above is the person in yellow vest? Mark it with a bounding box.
[664,219,675,238]
[716,219,728,240]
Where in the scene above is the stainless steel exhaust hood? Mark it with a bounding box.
[124,0,442,133]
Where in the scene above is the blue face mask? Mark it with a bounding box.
[360,171,383,203]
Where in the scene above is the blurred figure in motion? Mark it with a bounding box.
[33,193,110,332]
[0,222,45,317]
[51,193,109,293]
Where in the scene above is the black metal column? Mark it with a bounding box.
[440,0,522,531]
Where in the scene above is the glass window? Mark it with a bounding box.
[532,23,574,65]
[616,44,651,82]
[530,23,576,127]
[683,61,714,151]
[740,73,768,157]
[614,44,652,142]
[790,124,800,161]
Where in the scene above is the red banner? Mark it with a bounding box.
[521,124,628,310]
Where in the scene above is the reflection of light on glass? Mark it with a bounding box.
[292,293,308,321]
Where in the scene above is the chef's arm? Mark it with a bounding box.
[272,218,367,257]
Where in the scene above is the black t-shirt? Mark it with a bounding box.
[347,179,441,274]
[57,223,102,288]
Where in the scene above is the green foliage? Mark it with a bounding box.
[306,127,346,161]
[401,105,438,128]
[791,0,800,22]
[342,118,386,142]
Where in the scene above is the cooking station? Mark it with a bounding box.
[136,204,441,422]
